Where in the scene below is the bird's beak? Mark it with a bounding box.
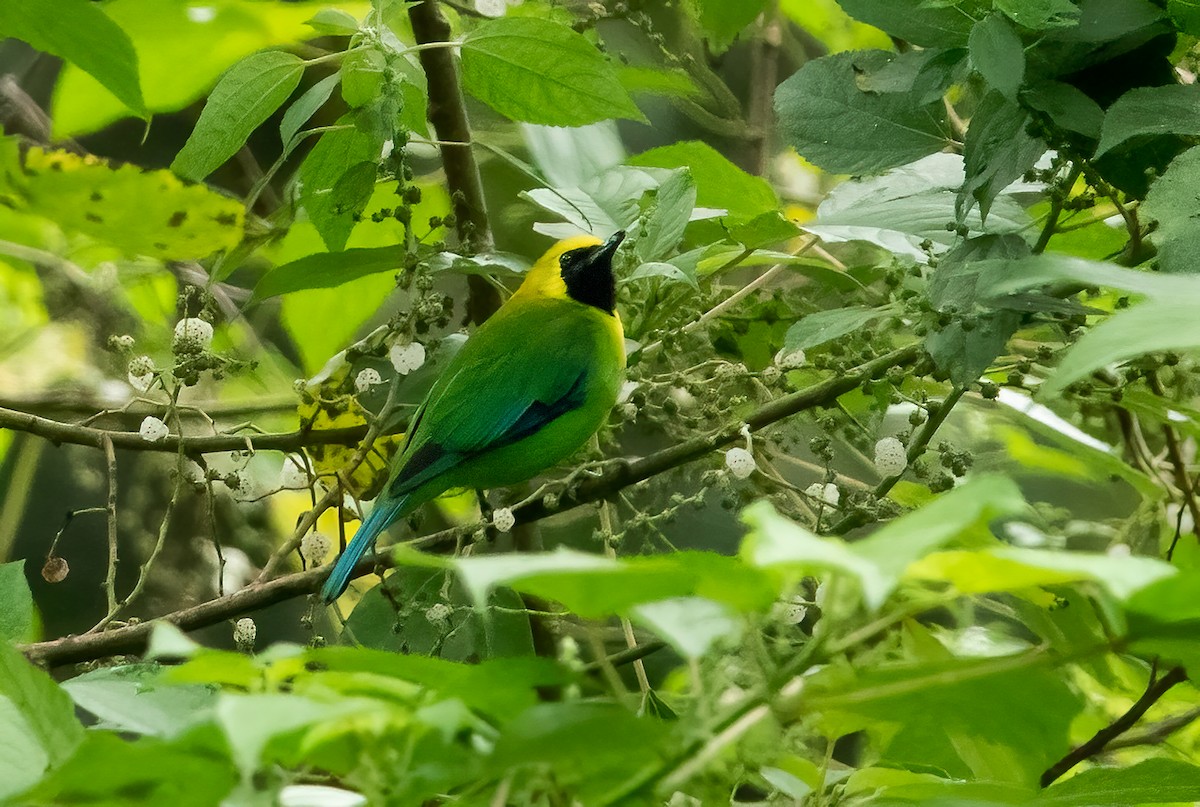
[597,230,626,261]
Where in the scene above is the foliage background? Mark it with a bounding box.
[4,0,1200,804]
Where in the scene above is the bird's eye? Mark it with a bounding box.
[559,248,588,273]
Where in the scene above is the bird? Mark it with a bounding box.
[321,230,628,602]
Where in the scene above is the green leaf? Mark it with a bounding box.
[969,15,1025,100]
[634,168,696,263]
[298,118,385,252]
[1022,81,1105,139]
[340,48,386,109]
[306,7,360,36]
[1125,573,1200,668]
[172,50,305,181]
[995,0,1080,29]
[632,597,742,658]
[255,245,405,300]
[958,91,1045,222]
[62,664,215,738]
[522,165,659,239]
[1140,145,1200,275]
[627,260,699,288]
[617,65,700,100]
[629,141,779,223]
[1042,296,1200,397]
[1038,758,1200,805]
[854,48,967,105]
[785,305,897,351]
[834,0,974,47]
[0,561,32,643]
[0,642,84,773]
[216,692,361,776]
[280,73,341,146]
[775,50,950,175]
[1094,85,1200,159]
[0,0,144,116]
[693,0,770,48]
[461,17,643,126]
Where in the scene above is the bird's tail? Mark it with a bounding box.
[320,493,411,603]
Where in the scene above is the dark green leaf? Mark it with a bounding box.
[969,15,1025,100]
[785,305,896,351]
[835,0,974,47]
[461,18,643,126]
[693,0,769,48]
[1169,0,1200,35]
[1139,145,1200,275]
[775,50,950,175]
[629,141,778,223]
[1022,81,1104,139]
[0,0,144,116]
[634,168,696,262]
[958,91,1045,222]
[171,50,305,181]
[1057,0,1165,43]
[0,560,32,643]
[341,48,386,108]
[1094,85,1200,159]
[855,48,967,105]
[280,73,340,146]
[729,211,801,249]
[995,0,1080,29]
[298,118,384,251]
[255,244,406,299]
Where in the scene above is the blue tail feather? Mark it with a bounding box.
[321,494,410,602]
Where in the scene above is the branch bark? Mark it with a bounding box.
[20,345,921,668]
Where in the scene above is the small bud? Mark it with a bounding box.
[873,437,907,477]
[172,317,213,354]
[354,368,382,393]
[774,347,806,369]
[425,603,452,624]
[492,507,515,533]
[772,594,808,624]
[139,416,169,443]
[110,334,135,350]
[301,532,331,566]
[182,459,206,484]
[725,447,756,479]
[279,455,310,489]
[233,617,257,652]
[389,341,426,374]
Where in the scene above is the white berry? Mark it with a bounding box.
[301,532,331,566]
[139,416,168,442]
[425,603,452,624]
[804,482,840,507]
[874,437,907,477]
[354,368,382,393]
[279,455,310,489]
[111,334,135,349]
[182,459,206,484]
[492,507,515,533]
[475,0,506,15]
[173,317,213,353]
[775,347,806,369]
[725,447,756,479]
[389,341,426,374]
[233,617,257,651]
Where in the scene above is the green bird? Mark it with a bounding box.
[322,231,627,602]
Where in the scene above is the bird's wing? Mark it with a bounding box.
[384,303,599,498]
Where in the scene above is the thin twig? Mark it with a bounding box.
[101,436,119,617]
[1040,665,1188,787]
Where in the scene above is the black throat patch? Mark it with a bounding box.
[559,231,624,314]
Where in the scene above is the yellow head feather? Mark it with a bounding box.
[512,234,603,301]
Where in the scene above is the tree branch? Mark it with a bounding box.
[0,405,366,454]
[1040,665,1189,787]
[20,345,920,668]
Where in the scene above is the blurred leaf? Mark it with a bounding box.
[0,642,83,791]
[0,145,244,261]
[281,73,341,146]
[785,305,897,351]
[1042,296,1200,397]
[692,0,769,48]
[19,730,237,807]
[461,18,643,126]
[834,0,974,47]
[969,15,1025,100]
[630,141,778,224]
[1140,145,1200,275]
[0,0,144,116]
[617,66,700,100]
[523,121,626,189]
[632,596,742,658]
[1125,573,1200,669]
[216,692,360,776]
[775,50,950,175]
[1095,85,1200,159]
[1038,758,1200,805]
[172,50,304,181]
[62,664,215,738]
[0,560,32,643]
[51,0,344,136]
[995,0,1080,29]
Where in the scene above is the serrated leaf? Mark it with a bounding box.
[1139,145,1200,275]
[0,561,32,643]
[461,17,643,126]
[835,0,974,47]
[958,91,1046,222]
[775,50,951,175]
[340,48,386,109]
[1022,81,1104,139]
[280,73,341,146]
[969,15,1024,100]
[172,50,305,181]
[995,0,1080,29]
[298,118,384,252]
[635,168,696,262]
[0,0,144,116]
[1094,85,1200,159]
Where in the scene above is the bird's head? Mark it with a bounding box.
[516,231,625,315]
